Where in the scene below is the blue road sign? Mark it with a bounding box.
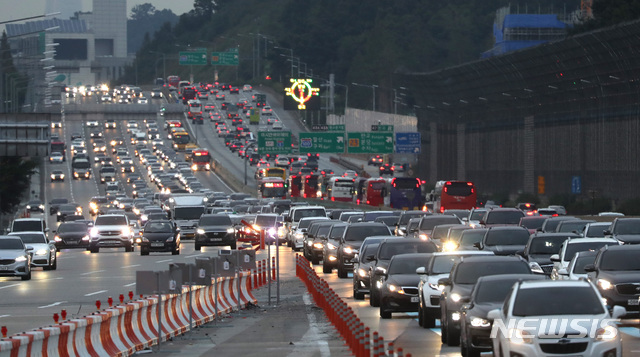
[395,132,421,153]
[571,176,581,194]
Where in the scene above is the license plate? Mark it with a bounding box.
[411,297,419,303]
[209,238,222,242]
[0,267,8,270]
[151,243,164,247]
[629,299,640,306]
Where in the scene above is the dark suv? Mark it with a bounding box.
[194,214,236,250]
[521,232,578,275]
[353,236,397,300]
[585,244,640,315]
[474,226,530,256]
[336,223,392,278]
[322,222,347,273]
[480,207,525,227]
[438,255,531,346]
[604,217,640,244]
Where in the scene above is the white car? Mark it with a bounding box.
[275,157,290,167]
[49,152,64,164]
[291,216,330,251]
[549,237,619,280]
[554,250,597,280]
[137,97,149,104]
[489,280,625,357]
[0,237,32,280]
[8,231,57,270]
[416,251,494,328]
[243,84,252,92]
[86,120,99,127]
[51,121,62,129]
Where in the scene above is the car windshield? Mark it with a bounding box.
[174,207,205,220]
[469,210,486,221]
[299,219,324,229]
[95,216,127,225]
[388,256,430,275]
[459,230,486,245]
[293,208,325,222]
[475,279,521,303]
[378,241,436,260]
[0,239,24,250]
[528,236,568,255]
[344,225,390,242]
[399,213,426,225]
[520,218,546,230]
[50,198,68,205]
[57,223,87,233]
[454,262,530,284]
[584,224,609,238]
[484,229,530,246]
[12,221,42,232]
[199,215,232,226]
[573,255,597,274]
[12,233,46,243]
[599,250,640,271]
[485,211,524,225]
[556,221,590,233]
[512,286,604,316]
[563,242,616,262]
[431,255,463,274]
[144,222,172,233]
[255,215,277,227]
[614,220,640,234]
[360,243,380,261]
[419,217,460,231]
[329,225,347,239]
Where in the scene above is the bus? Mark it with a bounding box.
[389,177,423,210]
[172,132,191,151]
[363,178,387,207]
[190,148,211,171]
[326,177,355,202]
[263,167,287,181]
[259,177,287,199]
[181,86,197,104]
[303,174,322,199]
[167,75,180,88]
[187,99,203,123]
[289,174,302,198]
[432,180,477,213]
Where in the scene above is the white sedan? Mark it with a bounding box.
[8,232,57,270]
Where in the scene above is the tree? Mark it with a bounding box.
[0,157,38,214]
[131,3,156,20]
[193,0,215,19]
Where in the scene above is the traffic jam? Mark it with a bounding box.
[7,79,639,356]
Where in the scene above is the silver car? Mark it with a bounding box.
[8,231,57,270]
[0,236,32,280]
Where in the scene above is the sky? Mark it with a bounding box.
[0,0,193,26]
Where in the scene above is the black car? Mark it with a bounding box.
[474,226,531,255]
[49,198,69,215]
[459,274,546,356]
[379,163,394,176]
[56,203,82,222]
[585,244,640,315]
[194,214,237,250]
[26,200,45,213]
[368,238,438,307]
[322,222,348,274]
[439,255,532,346]
[379,253,434,318]
[336,222,392,278]
[520,232,579,275]
[139,220,180,255]
[302,221,336,265]
[53,222,90,249]
[394,211,430,236]
[604,217,640,244]
[353,236,399,300]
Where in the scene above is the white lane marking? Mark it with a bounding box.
[38,301,67,309]
[84,290,107,297]
[185,254,203,258]
[0,283,21,290]
[0,315,10,318]
[121,264,141,269]
[287,292,330,357]
[430,328,442,336]
[155,259,173,263]
[123,282,136,287]
[81,270,106,275]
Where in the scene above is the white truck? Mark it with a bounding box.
[165,194,207,239]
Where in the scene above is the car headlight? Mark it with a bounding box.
[90,227,99,237]
[54,236,62,242]
[429,282,445,291]
[529,262,544,274]
[15,255,28,262]
[191,164,197,170]
[197,228,206,235]
[295,232,304,239]
[508,328,534,344]
[50,174,55,179]
[596,325,618,341]
[357,268,368,278]
[267,227,276,236]
[166,236,174,242]
[598,279,613,290]
[141,214,148,221]
[133,208,140,215]
[343,247,357,254]
[227,227,235,234]
[387,284,397,292]
[82,235,90,241]
[442,241,458,252]
[450,293,462,302]
[419,234,428,240]
[313,242,323,249]
[35,249,48,256]
[57,211,62,216]
[90,202,97,210]
[327,243,337,250]
[470,316,491,328]
[121,227,131,236]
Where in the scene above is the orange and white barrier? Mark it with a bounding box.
[0,270,262,357]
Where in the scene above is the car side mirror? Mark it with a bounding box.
[557,268,568,276]
[365,254,376,262]
[536,227,543,232]
[416,267,426,275]
[550,254,560,262]
[603,230,611,236]
[584,264,597,272]
[374,266,387,277]
[473,242,481,249]
[26,246,34,251]
[479,220,485,225]
[516,250,525,257]
[437,278,451,286]
[612,306,627,319]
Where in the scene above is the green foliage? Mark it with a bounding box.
[0,158,38,214]
[127,5,178,54]
[572,0,640,33]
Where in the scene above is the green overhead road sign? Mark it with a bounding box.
[347,132,394,154]
[211,51,239,66]
[179,51,207,65]
[371,124,394,132]
[258,131,292,154]
[311,124,345,131]
[299,132,345,153]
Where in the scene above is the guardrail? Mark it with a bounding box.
[0,259,273,356]
[295,254,410,357]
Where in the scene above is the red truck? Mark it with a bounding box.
[50,140,66,161]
